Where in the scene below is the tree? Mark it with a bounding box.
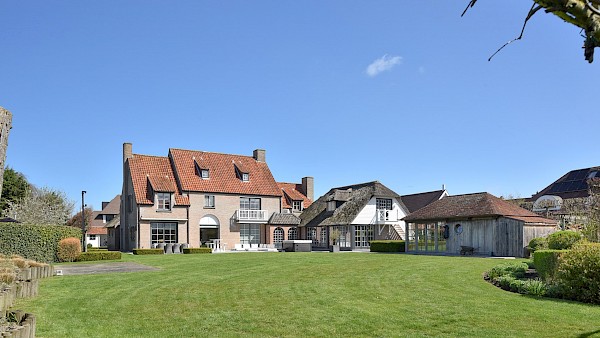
[463,0,600,62]
[2,186,75,225]
[0,167,30,212]
[66,207,94,230]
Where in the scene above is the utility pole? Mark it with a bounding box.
[82,190,86,252]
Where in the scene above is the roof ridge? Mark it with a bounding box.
[132,154,168,159]
[401,189,444,197]
[170,148,255,159]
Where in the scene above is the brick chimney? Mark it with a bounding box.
[302,176,314,201]
[253,149,266,162]
[123,142,133,163]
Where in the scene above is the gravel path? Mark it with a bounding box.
[55,262,159,275]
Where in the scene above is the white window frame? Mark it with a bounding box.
[288,227,298,240]
[376,198,392,210]
[242,173,249,182]
[292,200,302,211]
[205,195,215,208]
[157,192,171,211]
[273,227,284,243]
[201,169,209,179]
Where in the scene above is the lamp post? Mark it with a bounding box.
[81,191,86,252]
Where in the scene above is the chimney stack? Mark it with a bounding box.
[302,176,314,201]
[253,149,266,162]
[123,143,133,163]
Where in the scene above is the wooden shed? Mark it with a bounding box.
[402,192,557,257]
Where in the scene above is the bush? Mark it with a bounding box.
[87,248,109,252]
[183,248,212,254]
[522,279,547,297]
[369,240,406,253]
[555,243,600,304]
[547,230,582,250]
[57,237,82,262]
[533,249,568,282]
[133,248,164,255]
[0,223,82,262]
[76,251,122,262]
[527,237,548,254]
[486,262,528,280]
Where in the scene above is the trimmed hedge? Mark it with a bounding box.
[133,248,164,255]
[527,237,548,254]
[183,248,212,254]
[76,251,122,262]
[547,230,582,250]
[534,249,568,281]
[369,240,406,253]
[0,223,82,263]
[87,248,109,252]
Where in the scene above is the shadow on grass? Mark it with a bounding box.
[577,329,600,337]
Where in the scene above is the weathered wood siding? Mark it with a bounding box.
[494,218,524,257]
[446,217,528,257]
[522,225,557,249]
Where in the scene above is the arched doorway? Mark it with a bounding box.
[273,227,284,249]
[199,215,220,246]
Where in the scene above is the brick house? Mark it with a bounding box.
[120,143,312,251]
[85,195,120,248]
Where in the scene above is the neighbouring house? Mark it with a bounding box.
[400,188,448,214]
[527,166,600,228]
[403,192,558,257]
[120,143,312,251]
[86,195,119,248]
[299,181,409,251]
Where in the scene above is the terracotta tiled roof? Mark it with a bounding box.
[169,148,282,197]
[128,154,190,206]
[99,195,120,215]
[87,226,107,235]
[147,175,176,192]
[403,192,556,225]
[278,182,313,209]
[401,190,446,213]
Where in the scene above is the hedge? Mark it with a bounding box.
[0,223,82,263]
[547,230,582,250]
[133,248,164,255]
[369,240,406,253]
[533,249,568,281]
[76,251,122,261]
[555,243,600,304]
[183,248,212,254]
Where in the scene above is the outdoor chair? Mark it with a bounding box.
[157,243,165,252]
[164,243,173,254]
[181,243,189,250]
[172,243,182,254]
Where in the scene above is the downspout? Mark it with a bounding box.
[137,205,141,249]
[186,192,190,245]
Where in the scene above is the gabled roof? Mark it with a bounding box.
[528,166,600,201]
[404,192,556,225]
[401,190,447,213]
[128,154,190,206]
[87,226,107,235]
[104,215,120,229]
[169,148,282,197]
[278,182,313,209]
[300,181,406,227]
[98,195,120,215]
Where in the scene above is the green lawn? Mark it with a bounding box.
[16,253,600,337]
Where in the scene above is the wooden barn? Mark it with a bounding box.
[402,192,557,257]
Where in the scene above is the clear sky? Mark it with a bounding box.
[1,1,599,212]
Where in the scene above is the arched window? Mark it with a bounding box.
[320,228,327,245]
[288,227,298,240]
[307,228,317,242]
[273,227,284,243]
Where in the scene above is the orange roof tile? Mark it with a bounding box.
[278,182,313,209]
[169,149,282,197]
[128,154,190,206]
[87,226,108,235]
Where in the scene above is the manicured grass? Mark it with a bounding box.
[16,253,600,337]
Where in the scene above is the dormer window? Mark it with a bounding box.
[242,173,249,182]
[376,198,392,210]
[157,192,171,211]
[201,169,209,179]
[234,161,250,182]
[327,201,336,212]
[292,200,302,211]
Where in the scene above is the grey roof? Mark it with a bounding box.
[401,190,446,213]
[269,213,301,225]
[99,195,120,215]
[104,215,120,229]
[528,167,600,202]
[299,181,407,227]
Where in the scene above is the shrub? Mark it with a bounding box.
[496,275,516,291]
[487,262,528,280]
[555,243,600,304]
[533,249,568,282]
[183,248,212,254]
[369,240,406,253]
[57,237,82,262]
[527,237,548,254]
[133,248,164,255]
[76,251,122,262]
[0,223,82,262]
[87,248,109,252]
[547,230,582,250]
[522,279,547,297]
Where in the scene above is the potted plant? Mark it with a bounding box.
[330,229,341,253]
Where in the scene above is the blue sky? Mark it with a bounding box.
[1,1,599,212]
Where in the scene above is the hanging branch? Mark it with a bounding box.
[488,4,543,61]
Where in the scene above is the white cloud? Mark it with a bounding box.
[366,54,403,77]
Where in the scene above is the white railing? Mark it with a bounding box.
[376,209,398,223]
[236,209,269,222]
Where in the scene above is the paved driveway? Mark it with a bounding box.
[55,262,159,275]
